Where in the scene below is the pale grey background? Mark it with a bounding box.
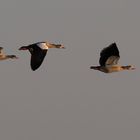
[0,0,140,140]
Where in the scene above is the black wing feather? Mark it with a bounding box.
[99,43,120,66]
[28,45,47,71]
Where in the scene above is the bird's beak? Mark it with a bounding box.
[49,43,65,49]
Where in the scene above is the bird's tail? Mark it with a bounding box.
[90,66,100,70]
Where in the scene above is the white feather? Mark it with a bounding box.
[37,43,48,50]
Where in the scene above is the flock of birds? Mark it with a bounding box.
[0,41,135,73]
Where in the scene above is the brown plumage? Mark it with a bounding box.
[0,47,18,60]
[19,41,65,71]
[90,43,135,73]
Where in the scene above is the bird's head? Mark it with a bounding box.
[121,65,136,70]
[128,65,136,70]
[46,42,65,49]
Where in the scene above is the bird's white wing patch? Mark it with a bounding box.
[37,43,48,50]
[105,56,120,65]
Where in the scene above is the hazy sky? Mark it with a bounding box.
[0,0,140,140]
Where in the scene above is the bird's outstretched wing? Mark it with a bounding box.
[30,46,47,71]
[99,43,120,66]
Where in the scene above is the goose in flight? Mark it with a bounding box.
[0,47,18,60]
[19,41,65,71]
[90,43,135,73]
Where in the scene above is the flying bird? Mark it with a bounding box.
[90,43,135,73]
[0,47,18,60]
[19,41,65,71]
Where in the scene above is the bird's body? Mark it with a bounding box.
[90,43,135,73]
[19,41,65,71]
[0,47,18,60]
